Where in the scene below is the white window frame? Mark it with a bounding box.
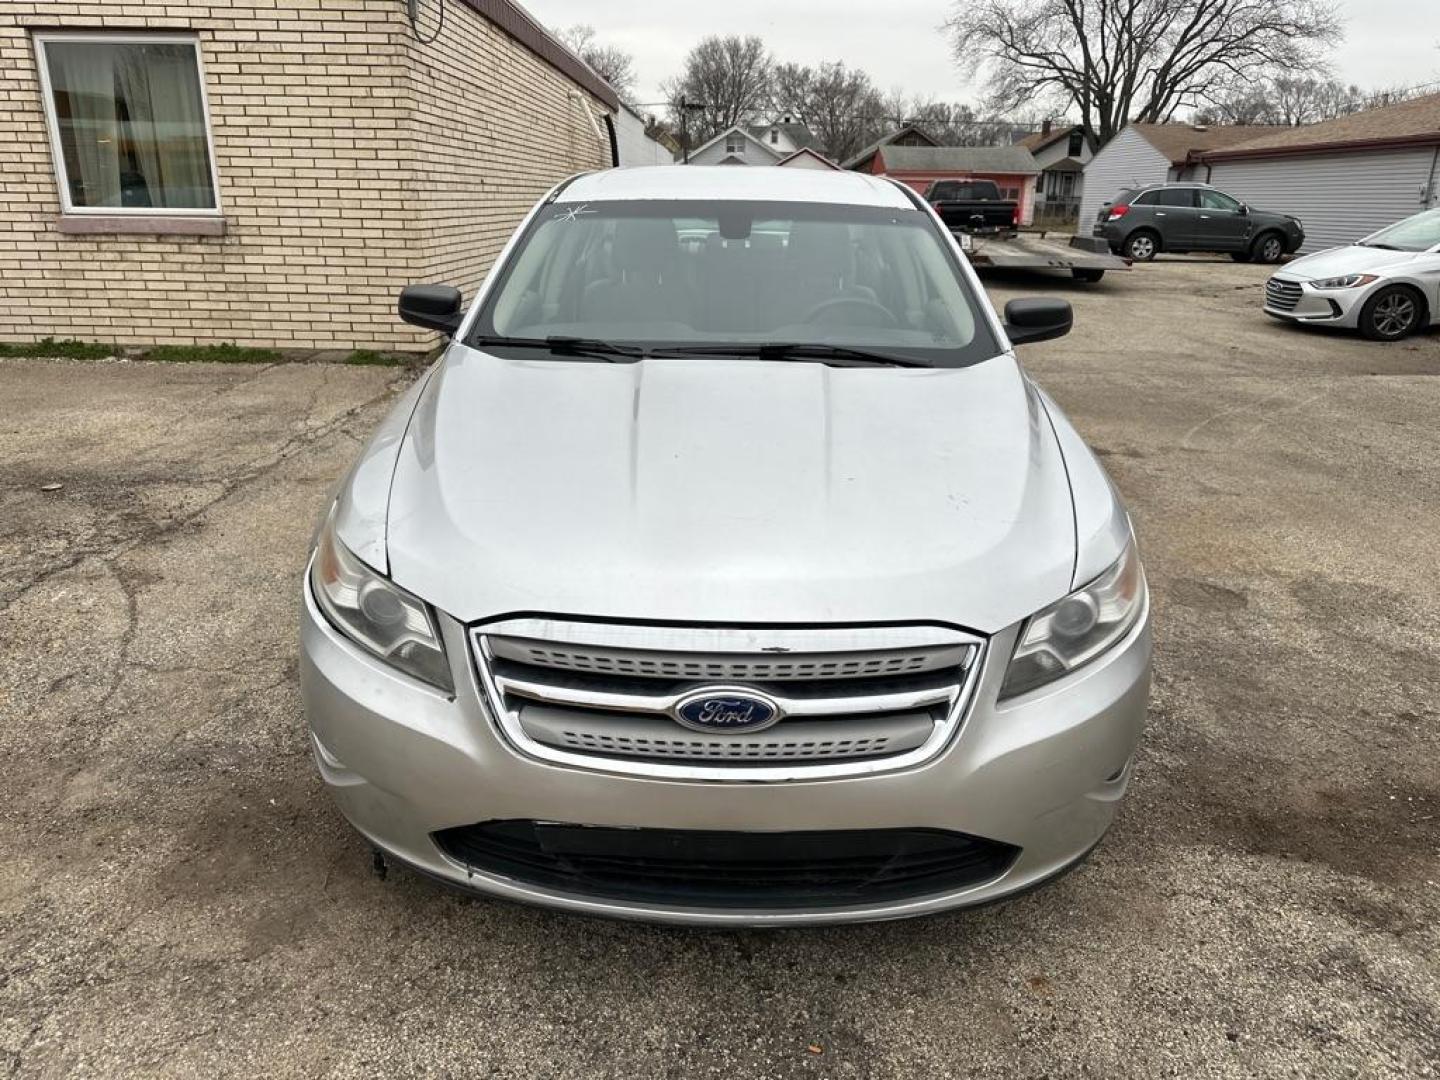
[33,30,223,216]
[725,134,745,155]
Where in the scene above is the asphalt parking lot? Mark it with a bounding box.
[2,258,1438,1078]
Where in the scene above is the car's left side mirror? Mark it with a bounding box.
[398,284,463,335]
[1003,298,1073,346]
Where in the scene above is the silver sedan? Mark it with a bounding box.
[299,167,1152,925]
[1264,209,1440,340]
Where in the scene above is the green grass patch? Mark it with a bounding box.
[0,337,114,360]
[344,349,408,367]
[139,342,281,364]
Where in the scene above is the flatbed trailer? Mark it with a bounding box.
[953,231,1131,282]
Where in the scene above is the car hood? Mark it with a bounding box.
[1280,245,1425,280]
[384,346,1078,633]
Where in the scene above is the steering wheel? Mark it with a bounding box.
[799,296,898,328]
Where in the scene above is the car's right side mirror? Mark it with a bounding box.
[398,284,464,335]
[1003,298,1073,346]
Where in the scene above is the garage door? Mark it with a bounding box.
[1205,148,1439,253]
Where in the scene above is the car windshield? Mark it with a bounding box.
[1361,209,1440,252]
[471,199,1000,367]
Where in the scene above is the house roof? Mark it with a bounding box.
[1128,123,1280,165]
[876,144,1041,175]
[775,147,842,169]
[1200,92,1440,161]
[747,121,821,152]
[687,124,783,162]
[840,125,940,170]
[456,0,618,110]
[1019,125,1081,153]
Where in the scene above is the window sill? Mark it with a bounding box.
[56,215,227,237]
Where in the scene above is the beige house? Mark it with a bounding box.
[0,0,619,351]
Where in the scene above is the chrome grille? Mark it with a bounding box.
[489,638,955,681]
[472,619,984,781]
[1265,277,1303,311]
[520,706,934,763]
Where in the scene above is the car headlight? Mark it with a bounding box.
[999,539,1146,699]
[310,513,454,692]
[1309,274,1378,290]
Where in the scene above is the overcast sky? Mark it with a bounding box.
[524,0,1439,112]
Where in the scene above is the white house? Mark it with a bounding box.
[1077,123,1277,227]
[1196,93,1440,253]
[775,147,841,170]
[1018,123,1094,223]
[686,118,820,165]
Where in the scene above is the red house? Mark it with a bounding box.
[847,142,1042,226]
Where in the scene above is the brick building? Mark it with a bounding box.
[0,0,619,351]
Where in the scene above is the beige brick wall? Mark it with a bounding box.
[0,0,612,351]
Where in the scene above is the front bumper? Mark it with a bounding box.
[299,583,1152,926]
[1263,276,1365,326]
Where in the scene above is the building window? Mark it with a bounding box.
[725,134,745,154]
[35,33,219,214]
[770,129,778,144]
[1067,129,1084,157]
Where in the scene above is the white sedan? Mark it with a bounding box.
[1263,209,1440,341]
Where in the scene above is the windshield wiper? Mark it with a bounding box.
[1360,242,1403,250]
[470,335,646,362]
[657,343,933,368]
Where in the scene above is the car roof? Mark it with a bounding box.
[555,166,918,209]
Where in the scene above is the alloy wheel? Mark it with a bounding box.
[1373,292,1417,337]
[1260,237,1283,262]
[1128,234,1155,260]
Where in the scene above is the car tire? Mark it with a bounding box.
[1123,231,1159,261]
[1358,285,1425,342]
[1230,251,1253,263]
[1252,232,1286,264]
[1072,268,1105,283]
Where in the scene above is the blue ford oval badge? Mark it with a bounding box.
[673,689,780,733]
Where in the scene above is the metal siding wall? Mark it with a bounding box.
[1077,129,1172,229]
[1205,149,1438,253]
[614,109,674,166]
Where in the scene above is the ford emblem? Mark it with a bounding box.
[673,689,780,733]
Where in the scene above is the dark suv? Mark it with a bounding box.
[1094,184,1304,264]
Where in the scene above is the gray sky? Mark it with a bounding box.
[524,0,1439,112]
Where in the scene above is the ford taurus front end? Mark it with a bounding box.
[299,166,1152,925]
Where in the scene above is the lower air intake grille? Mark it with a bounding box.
[433,821,1020,909]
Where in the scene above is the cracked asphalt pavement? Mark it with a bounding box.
[2,259,1438,1078]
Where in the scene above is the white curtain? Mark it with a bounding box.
[114,44,213,208]
[47,40,214,210]
[45,43,122,207]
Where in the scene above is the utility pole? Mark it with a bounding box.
[680,98,706,164]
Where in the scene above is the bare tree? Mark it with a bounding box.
[663,35,773,147]
[1193,76,1415,126]
[904,100,1025,145]
[555,24,637,101]
[946,0,1342,148]
[771,62,889,161]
